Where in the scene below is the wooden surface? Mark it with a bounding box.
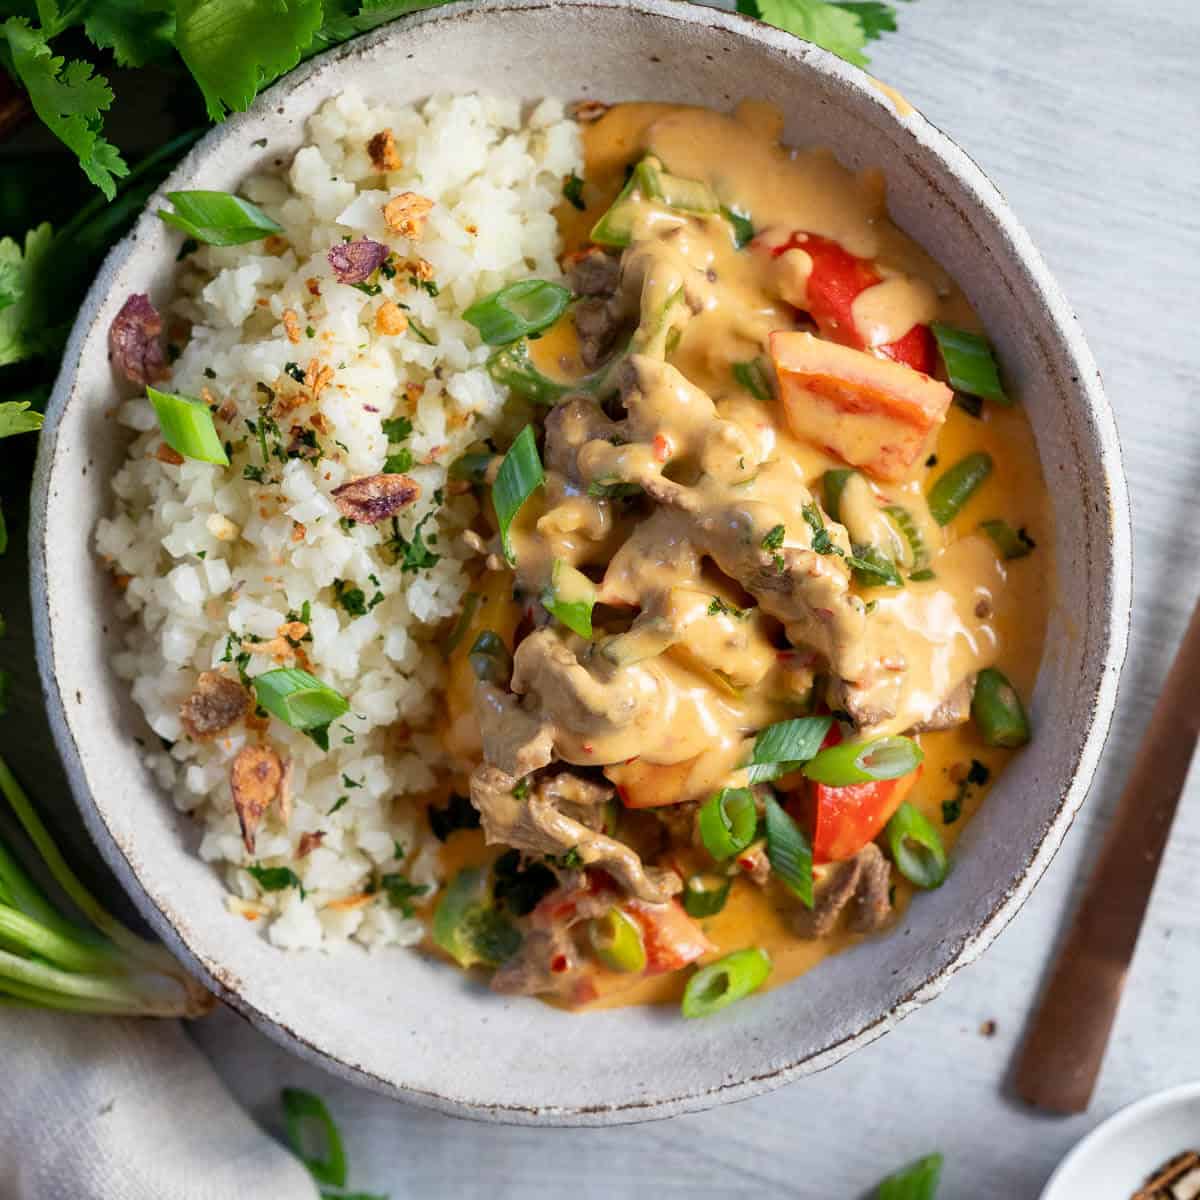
[1016,597,1200,1114]
[2,0,1199,1195]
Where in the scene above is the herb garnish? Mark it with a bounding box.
[247,864,304,895]
[563,170,586,210]
[379,872,428,917]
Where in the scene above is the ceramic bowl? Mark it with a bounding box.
[30,0,1131,1124]
[1041,1084,1200,1199]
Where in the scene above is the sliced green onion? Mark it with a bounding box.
[980,519,1035,560]
[588,907,647,973]
[542,558,595,639]
[492,424,544,564]
[876,1153,944,1200]
[698,787,758,861]
[883,505,927,570]
[822,468,856,523]
[463,279,572,346]
[468,630,512,685]
[682,873,732,918]
[971,667,1031,748]
[732,357,774,402]
[281,1088,347,1189]
[252,668,349,739]
[722,205,755,249]
[487,337,625,406]
[147,387,229,465]
[432,867,521,968]
[591,158,719,248]
[884,802,948,889]
[744,716,832,784]
[803,735,923,786]
[927,452,993,526]
[764,794,813,907]
[846,545,905,589]
[681,947,771,1018]
[157,190,283,246]
[931,322,1008,405]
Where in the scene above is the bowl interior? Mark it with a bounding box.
[32,0,1129,1124]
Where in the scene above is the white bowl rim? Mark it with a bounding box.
[1040,1082,1200,1199]
[29,0,1132,1124]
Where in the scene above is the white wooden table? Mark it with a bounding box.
[36,0,1200,1194]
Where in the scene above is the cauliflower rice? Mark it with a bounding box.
[95,93,582,951]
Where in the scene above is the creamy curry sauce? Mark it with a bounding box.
[434,101,1052,1011]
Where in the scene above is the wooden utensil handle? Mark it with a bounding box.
[1015,597,1200,1114]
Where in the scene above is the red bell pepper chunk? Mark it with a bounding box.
[788,766,922,864]
[624,898,715,975]
[763,232,934,373]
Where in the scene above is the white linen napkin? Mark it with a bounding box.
[0,1009,318,1200]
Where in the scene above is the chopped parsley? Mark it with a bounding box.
[411,277,439,297]
[587,479,643,500]
[383,448,414,473]
[387,502,442,574]
[550,846,584,871]
[247,865,304,895]
[283,361,305,383]
[943,759,991,825]
[511,779,530,801]
[563,170,586,211]
[333,578,383,618]
[341,774,362,790]
[708,596,748,620]
[801,503,840,556]
[379,872,428,917]
[328,796,349,815]
[305,325,316,339]
[761,524,785,552]
[203,366,216,379]
[381,416,412,442]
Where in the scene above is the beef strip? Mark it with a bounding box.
[566,247,621,297]
[792,843,893,938]
[469,762,679,904]
[574,297,626,369]
[908,675,977,733]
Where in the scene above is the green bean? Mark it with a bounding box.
[971,667,1031,747]
[884,802,948,889]
[681,947,772,1018]
[927,452,993,526]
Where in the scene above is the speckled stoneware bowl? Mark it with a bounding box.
[31,0,1130,1125]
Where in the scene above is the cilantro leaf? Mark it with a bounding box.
[743,0,870,67]
[0,401,44,439]
[0,224,54,367]
[175,0,324,122]
[309,0,454,52]
[0,18,128,199]
[83,0,177,69]
[832,1,898,41]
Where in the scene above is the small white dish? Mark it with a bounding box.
[1042,1083,1200,1199]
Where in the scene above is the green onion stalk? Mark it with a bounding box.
[0,755,213,1018]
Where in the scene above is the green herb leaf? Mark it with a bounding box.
[381,416,412,442]
[281,1088,348,1189]
[722,205,755,249]
[379,872,428,917]
[83,0,176,69]
[876,1153,944,1200]
[0,400,44,440]
[563,170,586,211]
[832,1,898,42]
[764,793,813,906]
[761,524,785,553]
[0,223,54,367]
[175,0,324,122]
[158,190,284,246]
[747,0,870,67]
[246,864,302,893]
[0,18,127,199]
[492,425,544,564]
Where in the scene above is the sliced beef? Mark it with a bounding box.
[909,675,977,733]
[792,843,893,938]
[566,247,621,297]
[574,297,625,369]
[474,682,555,778]
[469,763,679,904]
